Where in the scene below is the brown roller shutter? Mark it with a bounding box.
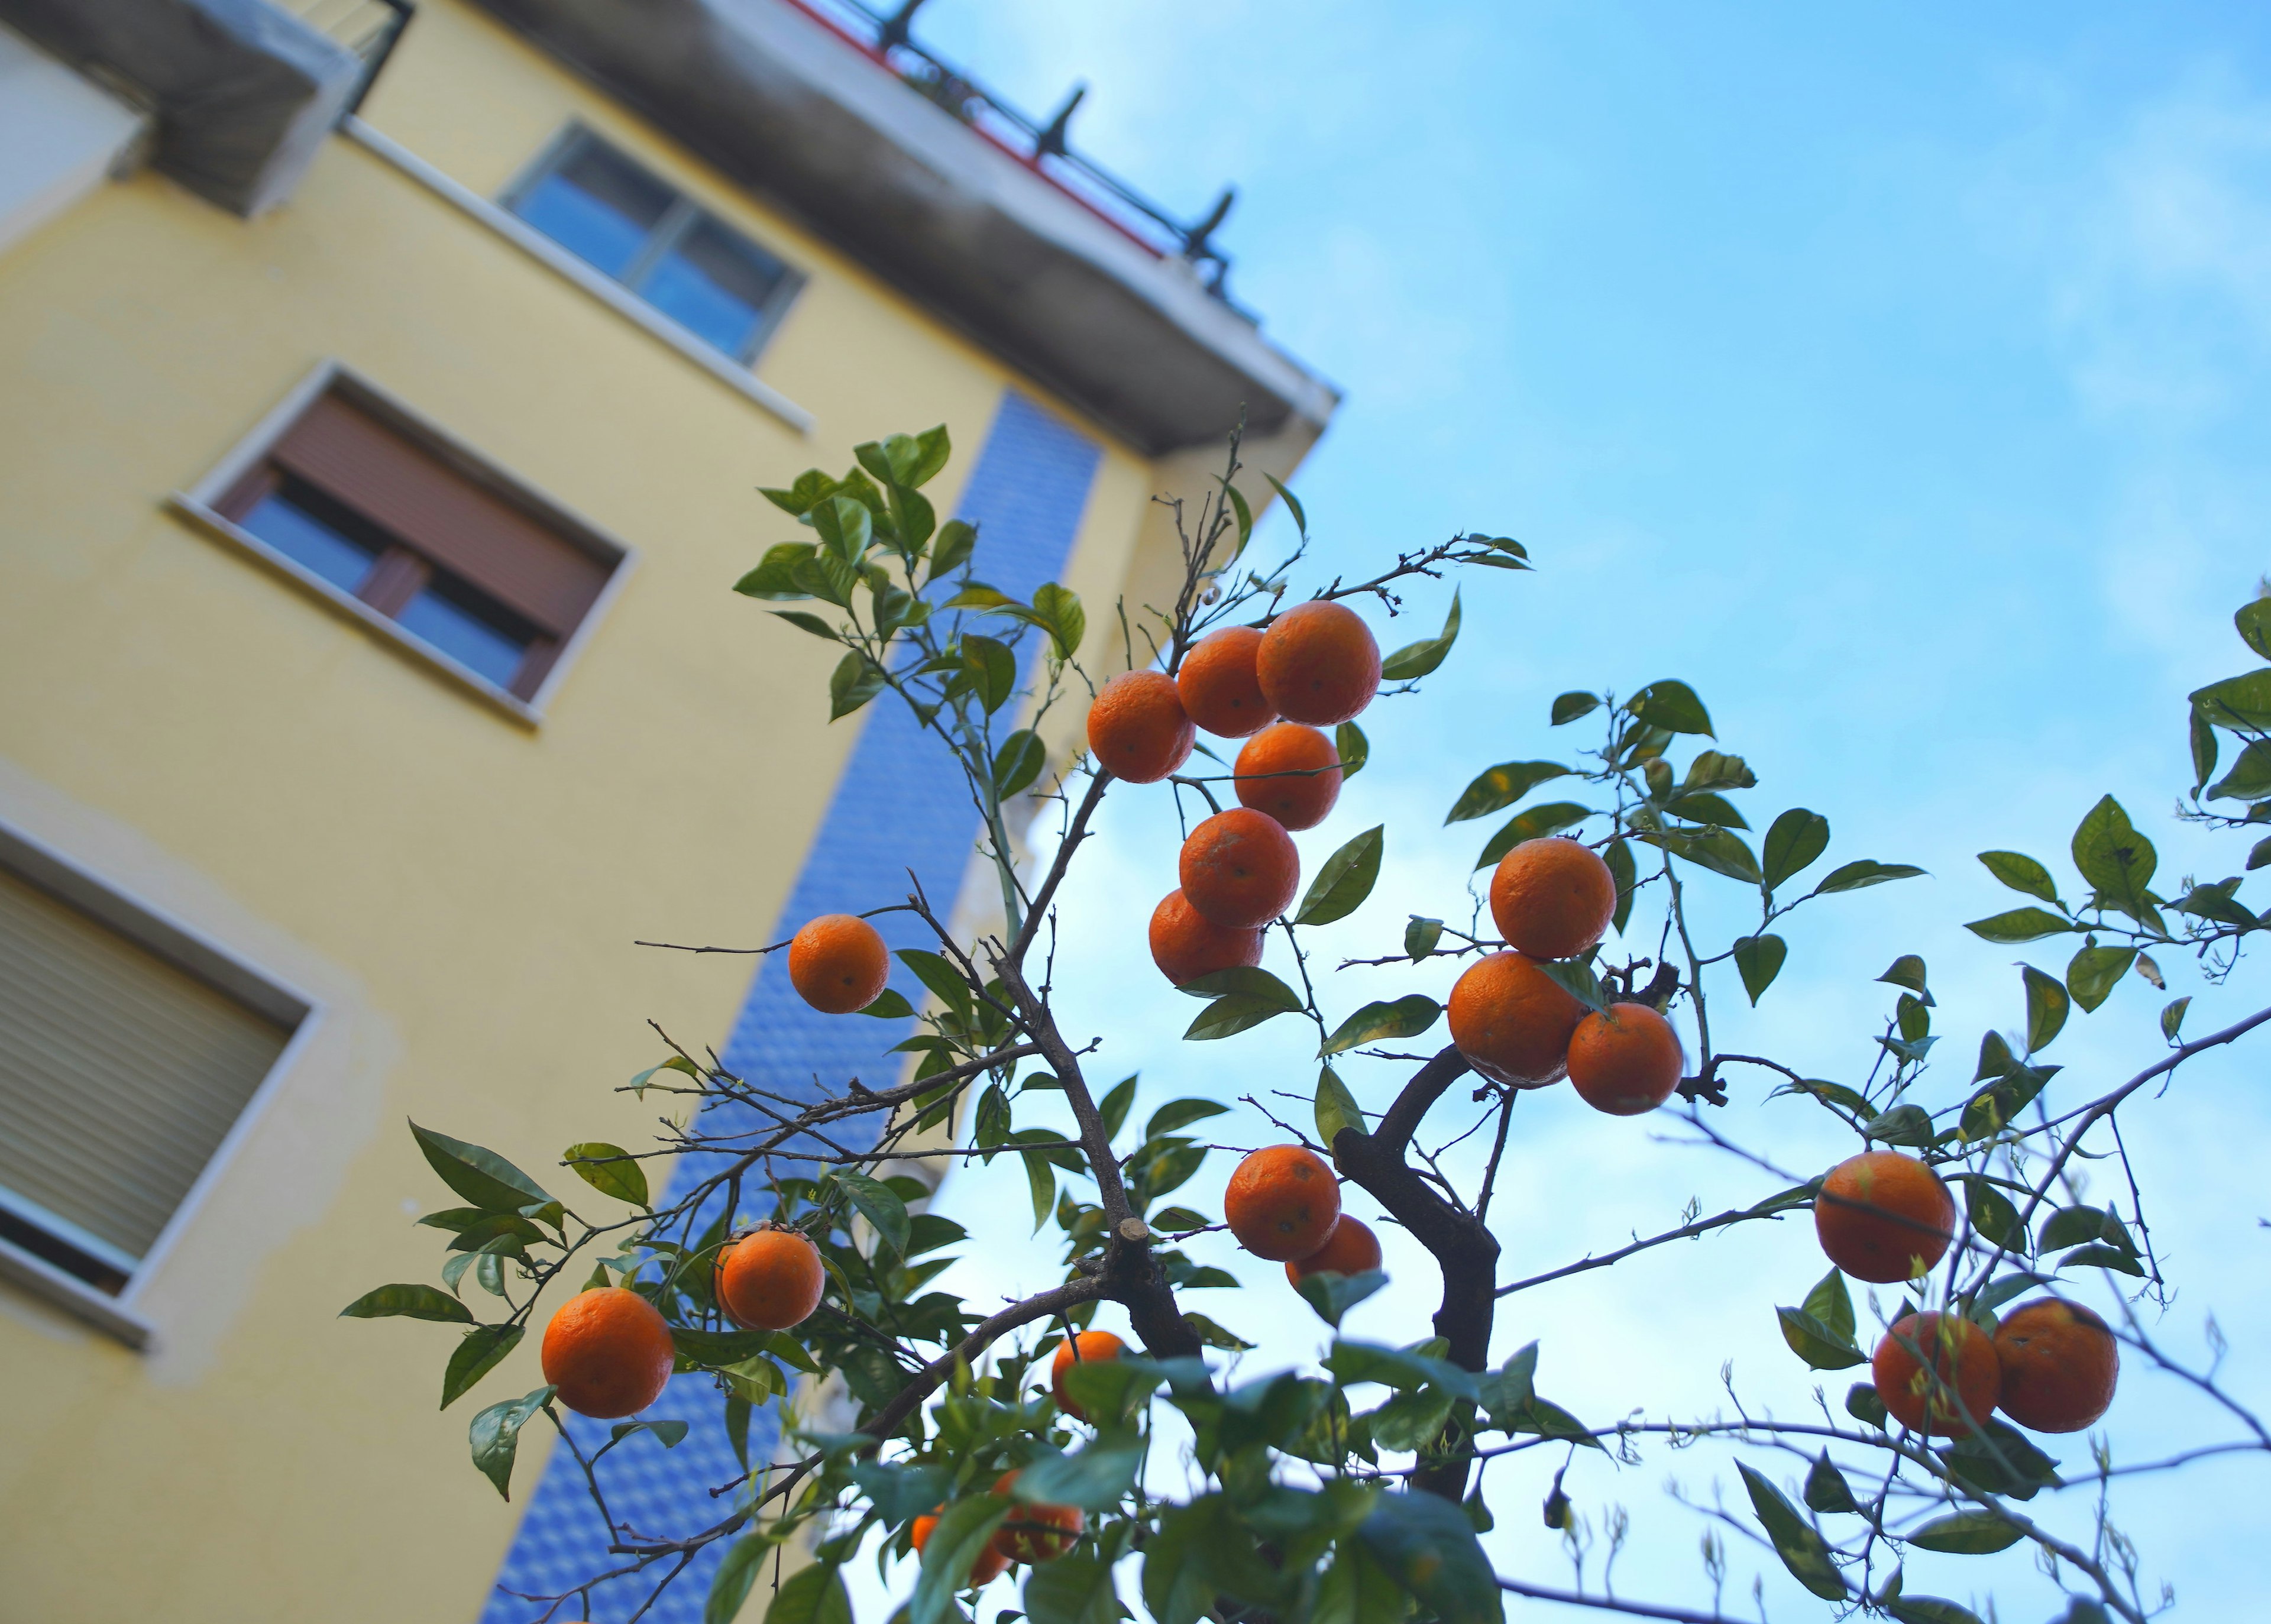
[0,866,292,1282]
[267,395,610,638]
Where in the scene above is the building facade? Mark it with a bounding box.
[0,2,1335,1618]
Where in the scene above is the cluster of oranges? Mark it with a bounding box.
[1086,601,1380,986]
[1816,1149,2120,1437]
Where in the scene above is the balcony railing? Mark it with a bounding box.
[277,0,415,114]
[792,0,1243,308]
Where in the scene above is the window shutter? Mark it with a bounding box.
[0,866,292,1273]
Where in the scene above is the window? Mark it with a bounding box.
[0,826,309,1325]
[506,128,802,362]
[180,370,629,709]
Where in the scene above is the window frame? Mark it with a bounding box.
[0,817,322,1349]
[167,363,640,728]
[500,122,806,367]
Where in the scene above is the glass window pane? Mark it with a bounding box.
[511,139,674,279]
[639,215,789,356]
[237,488,380,594]
[396,573,534,691]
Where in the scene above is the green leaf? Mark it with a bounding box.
[855,987,913,1019]
[757,1559,852,1624]
[1476,801,1592,868]
[1015,1435,1144,1509]
[2065,944,2136,1013]
[1966,908,2071,944]
[1846,1382,1888,1426]
[1815,859,1926,894]
[611,1417,690,1450]
[1296,826,1385,926]
[1550,691,1600,725]
[1888,1599,1987,1624]
[959,634,1018,713]
[1960,1062,2055,1143]
[1020,1147,1055,1232]
[2238,597,2271,660]
[1758,808,1831,891]
[1777,1308,1868,1370]
[1186,993,1296,1041]
[1736,1462,1847,1600]
[1879,955,1932,999]
[1015,582,1088,660]
[563,1143,648,1208]
[1023,1552,1121,1624]
[829,1169,911,1256]
[1182,1311,1254,1350]
[1314,1064,1364,1148]
[1146,1098,1231,1138]
[1862,1104,1935,1146]
[770,609,840,640]
[2059,1243,2145,1276]
[1531,956,1608,1012]
[735,542,819,599]
[1978,850,2062,906]
[1404,916,1444,960]
[927,519,977,582]
[810,494,872,565]
[1369,1387,1457,1453]
[468,1384,555,1500]
[1335,721,1370,779]
[1664,791,1748,829]
[1319,995,1441,1057]
[915,1496,1012,1618]
[1625,679,1713,736]
[1314,1542,1408,1624]
[1645,826,1761,885]
[2070,795,2157,923]
[1444,761,1571,824]
[759,468,839,516]
[1095,1075,1138,1143]
[1357,1491,1506,1624]
[340,1284,474,1323]
[1802,1267,1857,1342]
[1961,1177,2026,1251]
[2022,963,2070,1053]
[897,949,974,1017]
[2162,995,2192,1040]
[1380,589,1461,681]
[1224,483,1254,553]
[1263,471,1308,536]
[1804,1452,1858,1513]
[1295,1268,1389,1329]
[1906,1510,2023,1554]
[2193,704,2221,795]
[828,650,884,720]
[1734,934,1787,1004]
[1604,836,1637,934]
[441,1323,523,1410]
[993,729,1047,799]
[2192,668,2271,730]
[410,1122,555,1215]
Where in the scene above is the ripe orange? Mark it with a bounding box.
[1148,888,1264,986]
[1872,1311,2001,1437]
[1446,951,1587,1088]
[1285,1214,1382,1285]
[1049,1329,1127,1420]
[1256,600,1381,726]
[716,1225,826,1331]
[1179,808,1301,929]
[787,914,891,1014]
[1086,671,1195,784]
[991,1470,1083,1562]
[913,1509,1010,1585]
[539,1287,675,1419]
[1814,1151,1956,1284]
[1567,1002,1683,1115]
[1224,1144,1342,1261]
[1233,723,1342,831]
[1177,626,1278,737]
[1993,1298,2120,1433]
[1488,836,1617,960]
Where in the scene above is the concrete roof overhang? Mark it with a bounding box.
[471,0,1339,457]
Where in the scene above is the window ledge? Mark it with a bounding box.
[0,1235,154,1349]
[339,116,816,436]
[168,494,549,729]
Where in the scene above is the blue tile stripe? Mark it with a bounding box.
[481,392,1102,1623]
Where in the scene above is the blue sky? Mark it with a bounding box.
[833,5,2271,1619]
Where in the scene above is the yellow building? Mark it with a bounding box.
[0,1,1335,1617]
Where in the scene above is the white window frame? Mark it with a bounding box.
[0,817,322,1349]
[166,361,642,729]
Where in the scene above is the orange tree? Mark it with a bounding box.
[346,427,2271,1624]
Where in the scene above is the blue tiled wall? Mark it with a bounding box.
[481,392,1102,1623]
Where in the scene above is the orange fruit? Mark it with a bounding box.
[991,1470,1083,1562]
[1872,1311,2001,1436]
[787,914,890,1014]
[1567,1002,1684,1115]
[1177,626,1278,737]
[1446,951,1587,1088]
[913,1509,1010,1585]
[1179,807,1300,929]
[539,1287,675,1419]
[1488,836,1617,960]
[1148,889,1264,986]
[1086,671,1195,784]
[1224,1144,1341,1261]
[1993,1298,2120,1433]
[1049,1329,1127,1420]
[1256,600,1381,726]
[1233,723,1342,831]
[716,1226,826,1331]
[1285,1215,1382,1285]
[1814,1151,1956,1284]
